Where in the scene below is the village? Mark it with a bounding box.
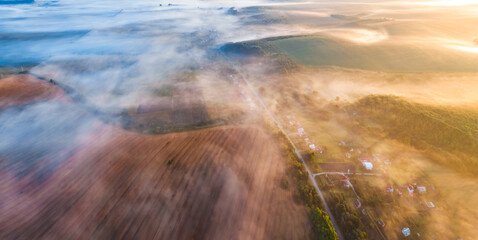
[281,114,443,239]
[221,55,452,240]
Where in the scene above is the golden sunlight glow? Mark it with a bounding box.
[416,0,478,6]
[448,45,478,54]
[325,29,388,44]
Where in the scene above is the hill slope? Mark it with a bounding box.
[350,95,478,175]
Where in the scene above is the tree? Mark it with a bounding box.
[311,207,338,240]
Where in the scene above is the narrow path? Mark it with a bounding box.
[220,52,345,240]
[312,172,382,177]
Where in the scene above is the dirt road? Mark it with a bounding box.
[221,52,345,240]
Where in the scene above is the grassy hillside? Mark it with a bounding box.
[350,95,478,175]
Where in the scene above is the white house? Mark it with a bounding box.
[417,186,426,194]
[309,144,316,150]
[402,228,411,237]
[362,161,373,170]
[298,128,305,136]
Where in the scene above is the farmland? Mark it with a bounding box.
[0,124,311,239]
[0,74,65,109]
[0,62,319,239]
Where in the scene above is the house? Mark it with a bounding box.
[358,157,373,170]
[309,144,316,150]
[386,186,394,193]
[298,128,305,136]
[408,185,414,195]
[362,161,373,170]
[378,219,386,227]
[345,152,351,159]
[342,177,352,188]
[402,227,411,237]
[426,202,435,208]
[397,189,403,196]
[417,186,426,194]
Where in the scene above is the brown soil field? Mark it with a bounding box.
[0,125,311,240]
[0,74,65,109]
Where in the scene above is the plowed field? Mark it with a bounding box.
[0,75,64,109]
[0,125,311,239]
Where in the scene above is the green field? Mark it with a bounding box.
[270,36,478,72]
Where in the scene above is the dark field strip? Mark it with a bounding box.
[0,125,311,240]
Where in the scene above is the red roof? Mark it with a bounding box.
[341,176,349,181]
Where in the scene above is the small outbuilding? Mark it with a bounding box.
[402,227,411,237]
[355,199,362,208]
[426,202,435,208]
[417,186,427,194]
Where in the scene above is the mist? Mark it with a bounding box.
[2,0,478,239]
